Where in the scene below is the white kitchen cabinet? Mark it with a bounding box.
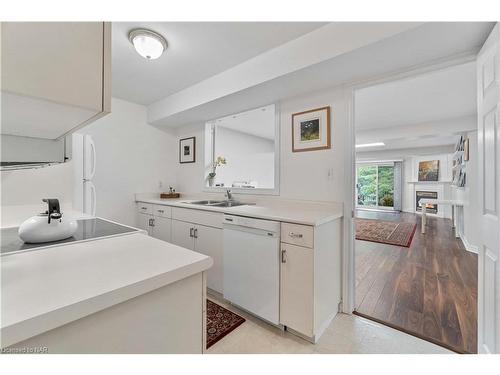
[136,204,171,242]
[280,243,314,337]
[153,216,172,243]
[171,217,223,294]
[194,225,223,293]
[171,219,195,250]
[279,219,342,342]
[1,22,111,140]
[137,213,153,236]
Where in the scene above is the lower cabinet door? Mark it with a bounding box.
[280,243,314,337]
[152,216,172,243]
[171,219,195,250]
[137,213,153,235]
[194,224,223,294]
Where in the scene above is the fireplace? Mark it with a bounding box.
[416,191,438,214]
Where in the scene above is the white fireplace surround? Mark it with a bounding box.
[410,182,446,218]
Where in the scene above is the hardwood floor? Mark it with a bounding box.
[354,209,478,353]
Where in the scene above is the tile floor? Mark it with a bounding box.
[206,294,452,354]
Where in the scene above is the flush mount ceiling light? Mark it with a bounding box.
[128,29,167,60]
[355,142,386,148]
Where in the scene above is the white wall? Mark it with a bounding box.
[76,98,177,227]
[1,161,73,207]
[174,86,347,202]
[214,127,274,188]
[454,131,480,251]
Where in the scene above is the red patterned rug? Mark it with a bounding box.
[355,218,417,247]
[206,299,245,348]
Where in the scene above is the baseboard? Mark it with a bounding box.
[459,232,479,254]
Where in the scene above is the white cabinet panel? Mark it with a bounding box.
[281,222,314,248]
[171,219,195,251]
[195,225,223,293]
[137,213,153,236]
[172,207,223,229]
[280,243,314,337]
[153,217,172,243]
[153,205,172,218]
[1,22,111,140]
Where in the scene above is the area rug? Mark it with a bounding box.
[355,218,417,247]
[206,299,246,348]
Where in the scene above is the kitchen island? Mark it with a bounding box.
[1,228,213,353]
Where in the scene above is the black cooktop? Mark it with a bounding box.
[1,218,139,255]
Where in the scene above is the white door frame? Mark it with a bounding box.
[476,23,499,354]
[341,52,478,314]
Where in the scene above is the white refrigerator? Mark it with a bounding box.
[73,134,97,216]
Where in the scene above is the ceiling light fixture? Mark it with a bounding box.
[355,142,386,148]
[128,29,167,60]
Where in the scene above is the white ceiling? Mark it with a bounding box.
[215,104,275,140]
[355,62,478,153]
[355,62,477,130]
[148,22,493,128]
[112,22,326,105]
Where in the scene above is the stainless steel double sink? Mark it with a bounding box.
[184,200,247,208]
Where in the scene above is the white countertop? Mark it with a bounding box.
[1,232,213,347]
[136,195,344,226]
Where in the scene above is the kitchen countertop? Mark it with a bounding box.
[1,232,213,347]
[135,195,344,226]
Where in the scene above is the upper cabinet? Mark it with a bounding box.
[1,22,111,140]
[1,22,111,169]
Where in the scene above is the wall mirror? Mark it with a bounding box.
[204,104,279,194]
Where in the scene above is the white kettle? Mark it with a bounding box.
[18,199,78,243]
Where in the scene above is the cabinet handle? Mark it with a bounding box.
[157,209,164,213]
[281,249,287,263]
[190,227,194,237]
[149,218,155,227]
[148,218,152,226]
[289,232,303,239]
[194,228,198,238]
[141,206,147,210]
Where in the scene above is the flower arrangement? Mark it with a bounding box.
[208,156,226,186]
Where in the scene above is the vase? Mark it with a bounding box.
[208,178,214,187]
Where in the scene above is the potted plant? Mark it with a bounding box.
[208,156,226,187]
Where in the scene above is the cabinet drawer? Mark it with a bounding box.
[137,202,153,215]
[172,207,223,229]
[281,223,314,248]
[153,204,172,218]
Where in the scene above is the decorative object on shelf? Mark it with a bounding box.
[208,155,226,187]
[452,135,468,187]
[292,106,331,152]
[160,186,180,199]
[418,160,439,182]
[179,137,196,164]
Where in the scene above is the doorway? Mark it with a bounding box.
[350,61,479,354]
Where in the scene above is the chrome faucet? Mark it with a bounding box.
[225,189,233,201]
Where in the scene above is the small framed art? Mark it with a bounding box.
[292,106,331,152]
[179,137,196,163]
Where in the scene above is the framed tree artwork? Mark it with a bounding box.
[292,106,331,152]
[179,137,196,163]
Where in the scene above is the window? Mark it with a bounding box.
[204,104,279,194]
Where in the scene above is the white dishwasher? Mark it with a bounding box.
[223,214,280,325]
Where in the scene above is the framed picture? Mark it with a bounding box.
[418,160,439,182]
[179,137,196,163]
[292,106,331,152]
